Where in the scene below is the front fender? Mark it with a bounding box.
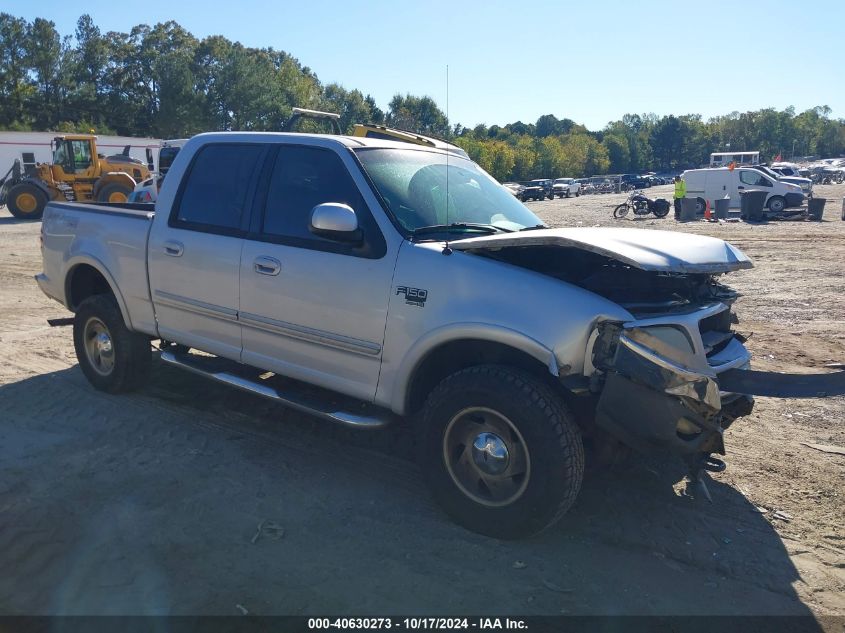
[387,323,559,415]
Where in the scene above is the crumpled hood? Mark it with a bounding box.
[449,227,753,273]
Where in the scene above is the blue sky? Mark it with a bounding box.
[10,0,845,130]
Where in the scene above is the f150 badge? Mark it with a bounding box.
[396,286,428,307]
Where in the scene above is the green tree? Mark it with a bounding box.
[0,13,33,127]
[387,94,449,136]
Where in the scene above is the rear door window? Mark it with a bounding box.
[172,144,265,233]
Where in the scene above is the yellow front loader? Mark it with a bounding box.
[0,135,151,220]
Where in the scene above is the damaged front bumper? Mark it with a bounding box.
[591,303,753,456]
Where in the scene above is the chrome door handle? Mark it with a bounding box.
[163,240,184,256]
[253,256,281,276]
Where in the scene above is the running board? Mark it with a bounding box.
[159,350,393,429]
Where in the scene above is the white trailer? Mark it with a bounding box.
[0,131,161,175]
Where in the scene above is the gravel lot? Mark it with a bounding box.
[1,184,843,616]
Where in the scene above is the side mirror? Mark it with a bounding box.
[309,203,362,243]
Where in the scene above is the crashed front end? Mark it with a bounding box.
[589,301,754,458]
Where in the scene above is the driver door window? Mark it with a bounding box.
[740,170,771,187]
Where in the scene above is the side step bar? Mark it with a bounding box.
[159,350,393,429]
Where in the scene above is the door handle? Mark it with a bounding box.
[253,256,281,276]
[163,240,184,257]
[737,186,745,190]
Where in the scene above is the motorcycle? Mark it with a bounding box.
[613,191,671,219]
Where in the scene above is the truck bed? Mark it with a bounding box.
[38,200,159,337]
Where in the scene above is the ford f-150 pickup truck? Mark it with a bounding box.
[37,131,841,538]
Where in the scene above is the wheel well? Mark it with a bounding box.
[405,339,555,415]
[67,264,114,311]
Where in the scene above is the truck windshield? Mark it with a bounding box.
[355,148,543,233]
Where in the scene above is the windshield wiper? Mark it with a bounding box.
[519,224,547,231]
[411,223,514,238]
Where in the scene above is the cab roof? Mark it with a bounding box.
[187,131,466,155]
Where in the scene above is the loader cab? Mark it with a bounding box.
[51,136,96,179]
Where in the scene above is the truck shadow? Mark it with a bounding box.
[0,215,39,225]
[0,364,823,619]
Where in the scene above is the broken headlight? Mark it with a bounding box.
[624,325,695,368]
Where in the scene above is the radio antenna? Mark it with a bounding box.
[445,64,450,227]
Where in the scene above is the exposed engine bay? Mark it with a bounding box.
[477,245,740,316]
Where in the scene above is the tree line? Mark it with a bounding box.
[2,12,844,181]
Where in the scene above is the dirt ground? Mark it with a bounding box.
[0,184,843,617]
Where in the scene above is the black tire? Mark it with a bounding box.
[652,202,671,218]
[695,197,707,214]
[97,182,133,204]
[575,191,580,197]
[613,203,630,219]
[419,365,584,539]
[6,182,47,219]
[73,294,151,393]
[767,195,786,213]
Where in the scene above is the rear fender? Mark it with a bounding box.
[64,254,134,330]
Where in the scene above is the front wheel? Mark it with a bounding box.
[73,294,151,393]
[419,365,584,539]
[97,183,133,204]
[613,203,630,219]
[6,182,47,219]
[767,195,786,213]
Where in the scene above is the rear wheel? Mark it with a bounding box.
[419,365,584,539]
[613,203,630,219]
[97,183,133,204]
[767,195,786,213]
[73,294,151,393]
[6,182,47,219]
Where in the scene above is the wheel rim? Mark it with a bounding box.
[16,192,38,214]
[443,407,531,507]
[83,317,115,376]
[107,190,128,203]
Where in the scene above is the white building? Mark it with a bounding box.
[0,131,162,175]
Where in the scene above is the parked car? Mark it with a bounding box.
[751,165,813,198]
[518,181,546,201]
[682,166,804,213]
[620,174,650,190]
[552,178,581,198]
[529,178,554,200]
[129,139,188,203]
[502,182,525,198]
[41,131,798,539]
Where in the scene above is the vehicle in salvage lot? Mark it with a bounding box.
[517,180,546,201]
[35,131,844,538]
[682,166,804,214]
[552,177,581,198]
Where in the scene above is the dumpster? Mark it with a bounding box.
[715,197,730,220]
[679,197,697,222]
[808,197,825,221]
[740,189,767,222]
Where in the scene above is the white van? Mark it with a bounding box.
[682,167,804,213]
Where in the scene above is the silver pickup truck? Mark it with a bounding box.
[38,131,808,538]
